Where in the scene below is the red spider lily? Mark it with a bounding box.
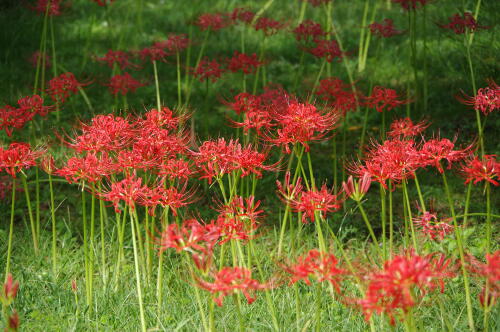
[92,0,116,6]
[215,196,262,243]
[106,72,144,96]
[196,267,270,306]
[387,117,429,138]
[413,211,454,241]
[254,17,285,36]
[6,310,20,331]
[467,251,500,307]
[223,92,261,115]
[289,184,342,223]
[0,143,41,178]
[349,138,421,187]
[229,7,255,25]
[46,72,90,104]
[228,108,274,136]
[56,152,116,184]
[195,12,232,31]
[304,0,331,7]
[158,158,193,181]
[391,0,429,11]
[192,57,225,82]
[101,173,150,213]
[365,86,410,112]
[1,274,19,306]
[307,39,343,62]
[439,12,489,34]
[316,77,361,114]
[133,125,189,161]
[67,114,135,153]
[144,182,196,216]
[264,100,340,154]
[31,0,62,16]
[0,105,29,136]
[276,171,303,202]
[0,176,23,200]
[369,19,404,38]
[18,95,53,117]
[359,252,456,325]
[29,50,51,68]
[293,20,325,42]
[227,51,263,75]
[457,80,499,116]
[462,155,500,186]
[162,34,190,53]
[191,138,276,183]
[139,106,183,131]
[96,50,137,70]
[138,43,170,62]
[342,173,372,201]
[40,154,56,175]
[419,137,473,173]
[284,249,347,292]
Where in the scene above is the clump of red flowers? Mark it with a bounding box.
[413,211,454,241]
[46,72,90,104]
[458,80,499,116]
[387,117,429,138]
[316,77,361,114]
[227,51,263,75]
[96,50,137,70]
[467,251,500,308]
[1,95,53,136]
[293,20,325,42]
[215,195,262,244]
[284,249,347,292]
[419,137,472,173]
[359,252,456,325]
[31,0,62,16]
[461,154,499,186]
[0,143,42,178]
[196,267,270,306]
[307,39,343,62]
[195,12,232,31]
[365,86,410,112]
[106,72,144,96]
[369,19,403,38]
[439,12,489,34]
[254,17,285,36]
[192,57,225,82]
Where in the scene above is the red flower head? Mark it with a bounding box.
[316,77,361,114]
[230,8,255,25]
[0,105,33,136]
[387,117,429,138]
[46,72,90,104]
[228,108,274,136]
[56,152,116,184]
[462,154,500,186]
[215,196,262,243]
[227,51,263,75]
[419,137,473,173]
[0,143,41,178]
[359,252,456,325]
[365,86,410,112]
[92,0,116,6]
[196,267,270,306]
[31,0,62,16]
[192,57,225,82]
[138,43,170,62]
[145,182,196,216]
[458,80,499,116]
[254,17,285,36]
[1,274,19,306]
[17,95,53,117]
[96,50,137,70]
[163,34,190,53]
[101,173,150,213]
[467,251,500,308]
[391,0,429,11]
[106,72,144,96]
[265,100,340,154]
[369,19,403,38]
[289,184,342,223]
[195,12,232,31]
[284,249,347,292]
[307,39,343,62]
[276,171,303,202]
[140,106,182,131]
[7,310,20,331]
[293,19,325,42]
[342,173,372,201]
[158,158,193,181]
[439,12,489,34]
[29,51,51,68]
[413,211,454,241]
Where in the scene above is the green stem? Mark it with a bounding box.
[153,60,161,111]
[485,182,491,253]
[176,51,182,107]
[356,201,381,256]
[5,181,16,279]
[49,173,57,275]
[388,181,393,258]
[379,184,387,259]
[402,180,418,252]
[130,209,147,332]
[21,174,38,254]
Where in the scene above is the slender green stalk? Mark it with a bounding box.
[462,182,473,228]
[99,184,107,286]
[402,180,418,251]
[81,188,92,307]
[21,174,38,254]
[485,182,491,253]
[5,181,16,280]
[35,169,41,253]
[49,15,60,121]
[356,201,381,257]
[413,174,426,212]
[176,51,182,107]
[49,173,57,275]
[309,59,326,101]
[157,207,169,318]
[130,209,147,332]
[379,184,387,259]
[297,0,307,24]
[153,60,161,111]
[388,181,393,258]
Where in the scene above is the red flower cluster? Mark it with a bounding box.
[316,77,361,114]
[46,72,89,104]
[106,72,144,96]
[285,249,347,292]
[0,143,42,178]
[419,137,472,173]
[196,267,269,306]
[369,19,403,38]
[1,95,53,136]
[458,80,499,116]
[96,50,137,70]
[1,274,19,306]
[293,20,325,42]
[391,0,428,11]
[31,0,62,16]
[227,51,263,74]
[359,252,455,325]
[467,251,500,307]
[462,154,499,186]
[439,12,489,34]
[387,117,429,138]
[191,138,275,183]
[215,196,262,243]
[413,211,454,241]
[195,13,232,31]
[365,86,410,112]
[307,39,343,63]
[254,17,285,36]
[229,8,255,25]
